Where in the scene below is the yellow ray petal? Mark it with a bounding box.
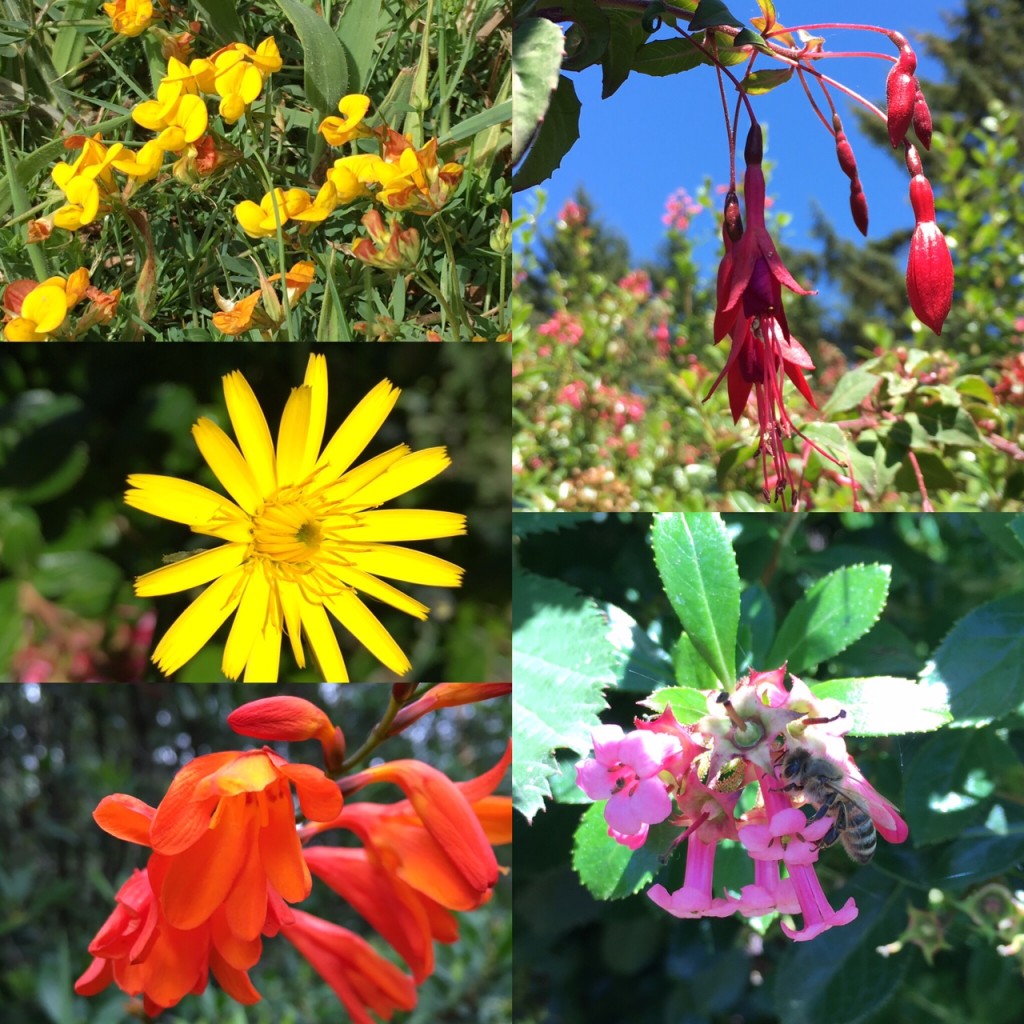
[322,444,410,499]
[302,354,329,471]
[222,370,277,496]
[125,474,243,527]
[347,447,451,508]
[278,578,307,669]
[325,589,411,676]
[135,543,247,597]
[192,417,262,514]
[338,544,464,587]
[342,510,467,542]
[151,568,245,677]
[243,623,282,683]
[301,600,348,682]
[331,567,429,619]
[221,564,273,680]
[276,384,313,487]
[316,379,400,477]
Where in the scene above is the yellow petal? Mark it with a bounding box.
[302,354,328,472]
[243,623,282,683]
[278,578,307,669]
[135,543,246,597]
[3,318,46,342]
[330,566,429,619]
[21,285,68,334]
[300,599,347,682]
[342,509,467,542]
[341,544,464,587]
[222,370,277,496]
[317,379,400,476]
[125,473,243,527]
[276,385,313,487]
[348,447,451,507]
[221,564,272,680]
[235,200,273,237]
[192,417,262,515]
[151,567,245,677]
[325,589,410,676]
[322,444,410,499]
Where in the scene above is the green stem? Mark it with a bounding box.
[415,270,459,337]
[434,217,472,335]
[338,685,426,773]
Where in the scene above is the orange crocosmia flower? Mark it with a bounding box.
[280,908,417,1024]
[389,684,512,734]
[74,866,265,1016]
[228,695,336,744]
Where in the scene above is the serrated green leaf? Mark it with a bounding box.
[1009,514,1024,553]
[689,0,745,31]
[274,0,349,115]
[920,591,1024,726]
[652,514,739,686]
[641,685,709,724]
[573,803,671,899]
[766,564,891,674]
[512,74,581,191]
[810,677,950,735]
[602,10,646,98]
[511,18,566,165]
[513,569,616,820]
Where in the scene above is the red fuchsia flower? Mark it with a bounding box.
[280,908,417,1024]
[904,145,954,335]
[537,309,584,345]
[576,725,683,848]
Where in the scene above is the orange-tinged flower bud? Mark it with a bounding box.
[228,696,336,744]
[389,683,512,735]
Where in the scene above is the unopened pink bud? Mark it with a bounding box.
[886,46,918,148]
[912,85,933,149]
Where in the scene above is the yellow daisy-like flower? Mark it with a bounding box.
[125,355,465,682]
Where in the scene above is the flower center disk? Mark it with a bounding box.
[253,499,324,563]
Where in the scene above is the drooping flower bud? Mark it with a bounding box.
[833,114,868,235]
[886,46,918,148]
[849,179,869,237]
[906,174,953,335]
[723,188,743,243]
[912,84,933,150]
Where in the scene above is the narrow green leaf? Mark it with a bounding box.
[1008,513,1024,553]
[651,513,739,686]
[442,99,512,145]
[920,591,1024,726]
[513,569,616,820]
[766,564,891,674]
[739,582,775,671]
[512,18,566,165]
[191,0,245,42]
[335,0,382,90]
[274,0,349,115]
[671,634,720,690]
[810,677,951,735]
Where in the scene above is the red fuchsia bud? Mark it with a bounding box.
[912,84,933,150]
[886,46,918,148]
[849,179,869,236]
[906,174,954,335]
[744,122,764,166]
[832,114,858,180]
[904,142,924,178]
[723,189,743,243]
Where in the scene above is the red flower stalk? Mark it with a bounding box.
[905,163,954,335]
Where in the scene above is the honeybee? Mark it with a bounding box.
[777,747,877,864]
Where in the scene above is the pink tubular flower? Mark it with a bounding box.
[647,834,736,918]
[781,862,859,942]
[576,724,682,848]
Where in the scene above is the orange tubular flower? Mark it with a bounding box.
[280,908,417,1024]
[389,683,513,734]
[228,695,345,770]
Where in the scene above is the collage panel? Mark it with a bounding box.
[512,512,1024,1024]
[1,1,510,342]
[0,343,511,683]
[0,682,512,1022]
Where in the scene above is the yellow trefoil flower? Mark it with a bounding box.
[102,0,153,37]
[319,94,372,146]
[211,260,316,336]
[51,137,124,229]
[3,269,89,341]
[209,49,265,123]
[124,354,466,682]
[234,183,338,238]
[132,92,208,151]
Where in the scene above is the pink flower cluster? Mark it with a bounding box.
[662,187,703,232]
[537,310,584,346]
[618,270,653,300]
[575,666,908,942]
[556,199,587,229]
[557,381,646,434]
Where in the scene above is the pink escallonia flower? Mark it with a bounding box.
[647,833,736,919]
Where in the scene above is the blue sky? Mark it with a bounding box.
[515,1,953,274]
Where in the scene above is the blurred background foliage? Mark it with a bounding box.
[0,344,511,682]
[513,512,1024,1024]
[513,0,1024,511]
[0,683,512,1023]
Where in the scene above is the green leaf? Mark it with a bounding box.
[274,0,349,115]
[560,0,611,73]
[631,37,712,77]
[766,564,891,674]
[442,99,512,144]
[0,579,20,676]
[512,74,581,191]
[335,0,382,91]
[738,582,775,672]
[641,685,710,724]
[0,503,44,576]
[822,366,880,417]
[191,0,245,42]
[689,0,745,31]
[920,591,1024,726]
[740,67,792,94]
[1009,513,1024,553]
[599,601,677,692]
[33,551,123,618]
[810,677,951,735]
[573,803,670,899]
[651,513,740,686]
[512,18,567,166]
[601,10,645,98]
[672,633,720,689]
[512,569,616,820]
